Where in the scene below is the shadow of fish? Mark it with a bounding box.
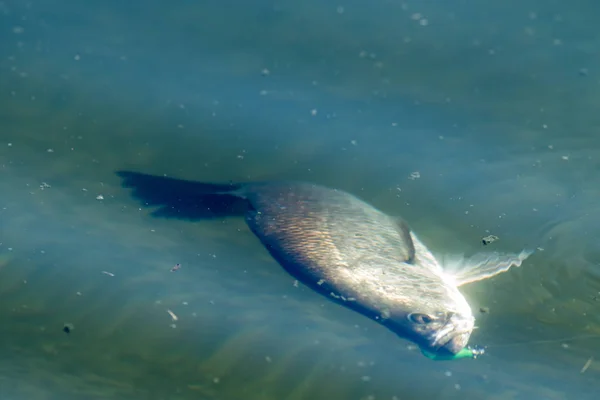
[116,171,532,360]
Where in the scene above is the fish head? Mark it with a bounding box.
[411,310,475,355]
[378,273,475,356]
[385,308,475,356]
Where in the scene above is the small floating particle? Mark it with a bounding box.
[479,307,490,314]
[409,171,420,180]
[101,271,115,277]
[482,235,499,245]
[96,195,104,200]
[170,263,181,272]
[167,309,178,321]
[581,357,593,373]
[63,323,74,334]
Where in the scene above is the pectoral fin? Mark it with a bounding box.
[442,249,534,287]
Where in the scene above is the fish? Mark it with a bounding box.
[116,171,532,359]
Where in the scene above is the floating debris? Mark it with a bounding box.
[408,171,421,180]
[170,263,181,272]
[482,235,499,245]
[167,309,178,321]
[581,357,593,374]
[479,307,490,314]
[101,271,115,277]
[63,323,74,334]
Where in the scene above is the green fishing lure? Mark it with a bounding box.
[421,346,485,361]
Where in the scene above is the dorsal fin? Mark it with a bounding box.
[393,217,416,263]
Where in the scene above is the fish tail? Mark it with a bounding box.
[116,170,247,220]
[116,170,241,194]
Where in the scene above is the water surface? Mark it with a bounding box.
[1,0,600,399]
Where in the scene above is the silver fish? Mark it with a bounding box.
[117,174,532,358]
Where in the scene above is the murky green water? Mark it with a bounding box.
[1,0,600,399]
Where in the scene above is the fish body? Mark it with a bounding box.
[117,172,532,358]
[234,181,476,355]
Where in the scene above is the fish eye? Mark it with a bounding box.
[408,313,434,324]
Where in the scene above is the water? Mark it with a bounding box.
[1,0,600,398]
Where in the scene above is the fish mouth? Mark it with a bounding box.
[430,319,474,355]
[433,331,471,355]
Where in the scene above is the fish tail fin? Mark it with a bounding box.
[115,170,247,220]
[116,170,242,194]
